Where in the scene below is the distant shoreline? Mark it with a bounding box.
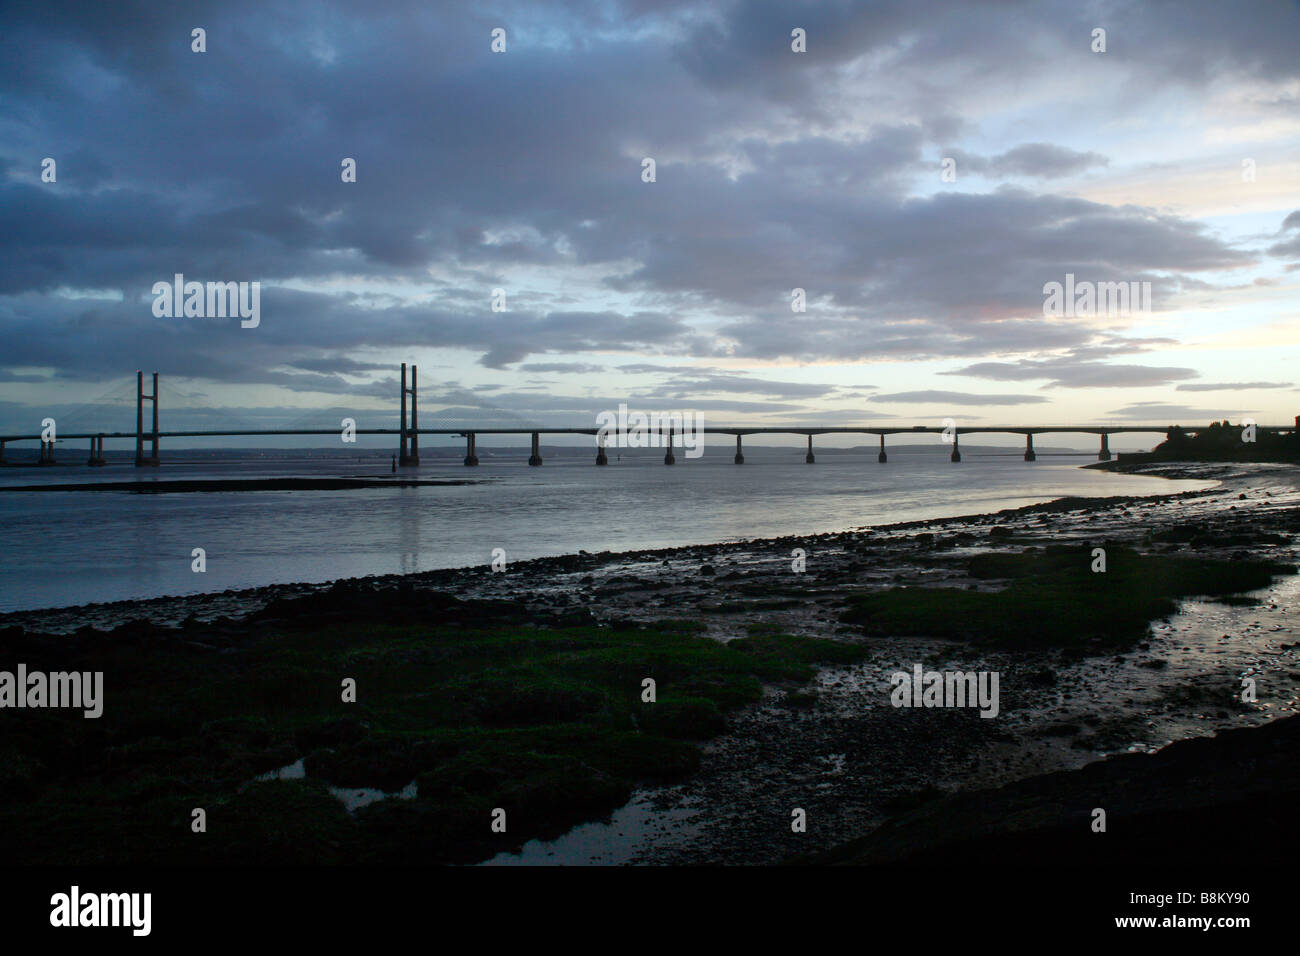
[0,476,490,493]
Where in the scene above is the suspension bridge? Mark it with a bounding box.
[1,366,1295,467]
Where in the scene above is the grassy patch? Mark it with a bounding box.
[841,545,1292,649]
[0,617,866,864]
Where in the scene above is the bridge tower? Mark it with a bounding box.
[399,363,420,466]
[135,371,160,466]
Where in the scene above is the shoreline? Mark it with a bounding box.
[0,460,1229,633]
[2,460,1297,865]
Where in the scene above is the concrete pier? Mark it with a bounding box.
[664,428,676,465]
[805,434,815,464]
[1024,433,1036,461]
[734,433,744,464]
[528,431,542,466]
[877,433,887,463]
[88,435,106,466]
[596,434,608,465]
[1098,433,1111,461]
[950,431,961,462]
[38,440,56,465]
[464,432,478,466]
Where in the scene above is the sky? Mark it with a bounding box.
[1,0,1298,449]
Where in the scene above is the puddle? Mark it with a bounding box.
[254,759,417,812]
[479,789,704,866]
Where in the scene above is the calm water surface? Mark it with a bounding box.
[0,449,1214,612]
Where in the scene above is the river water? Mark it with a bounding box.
[0,448,1214,613]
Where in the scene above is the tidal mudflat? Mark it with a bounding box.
[2,462,1297,865]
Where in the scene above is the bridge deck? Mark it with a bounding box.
[2,424,1289,443]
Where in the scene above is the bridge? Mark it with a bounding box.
[1,367,1294,467]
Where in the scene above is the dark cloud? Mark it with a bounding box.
[0,0,1293,418]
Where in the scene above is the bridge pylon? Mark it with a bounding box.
[399,363,420,465]
[135,371,160,466]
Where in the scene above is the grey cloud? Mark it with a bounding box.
[1104,403,1257,421]
[516,362,607,374]
[947,359,1199,388]
[867,390,1051,406]
[947,143,1109,179]
[1175,381,1292,391]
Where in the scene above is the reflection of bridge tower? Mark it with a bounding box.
[135,371,159,466]
[399,363,419,466]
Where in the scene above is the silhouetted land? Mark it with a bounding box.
[1109,419,1300,465]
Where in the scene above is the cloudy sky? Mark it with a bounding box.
[2,0,1298,446]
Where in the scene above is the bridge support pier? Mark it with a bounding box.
[528,432,542,466]
[0,440,6,464]
[39,440,56,465]
[734,434,744,464]
[805,434,815,464]
[664,428,676,465]
[1024,434,1036,461]
[950,432,961,463]
[596,434,608,465]
[1098,433,1111,461]
[878,434,887,463]
[88,435,106,466]
[135,370,160,466]
[463,432,478,466]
